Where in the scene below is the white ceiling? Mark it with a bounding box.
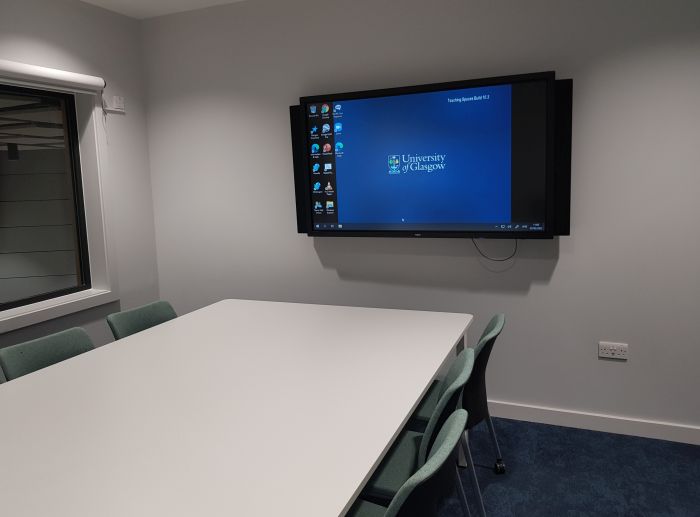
[80,0,247,20]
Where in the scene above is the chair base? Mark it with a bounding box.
[455,466,472,517]
[461,430,487,517]
[486,416,505,476]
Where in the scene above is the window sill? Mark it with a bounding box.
[0,288,118,334]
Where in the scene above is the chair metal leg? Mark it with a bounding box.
[458,440,468,468]
[461,430,487,517]
[486,416,505,474]
[455,466,472,517]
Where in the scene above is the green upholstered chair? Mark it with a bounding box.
[362,348,475,506]
[461,314,506,475]
[0,327,94,381]
[411,314,505,516]
[106,300,177,340]
[348,409,470,517]
[411,315,505,431]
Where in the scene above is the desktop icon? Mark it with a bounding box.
[310,126,318,135]
[324,163,333,172]
[322,143,332,153]
[313,182,321,191]
[325,181,333,191]
[322,123,331,134]
[333,104,342,113]
[335,142,344,152]
[334,122,342,133]
[326,201,334,210]
[312,163,320,173]
[311,143,320,153]
[309,105,317,114]
[314,201,323,210]
[321,104,330,114]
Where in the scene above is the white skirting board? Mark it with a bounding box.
[489,399,700,446]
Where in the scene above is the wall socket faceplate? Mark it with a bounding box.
[599,341,629,360]
[104,95,126,114]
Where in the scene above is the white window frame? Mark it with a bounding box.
[0,59,118,333]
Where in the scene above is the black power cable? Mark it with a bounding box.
[471,239,518,262]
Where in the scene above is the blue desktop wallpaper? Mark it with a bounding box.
[335,84,512,226]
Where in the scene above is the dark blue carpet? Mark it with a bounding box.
[440,418,700,517]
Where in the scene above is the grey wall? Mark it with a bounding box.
[143,0,700,430]
[0,0,160,351]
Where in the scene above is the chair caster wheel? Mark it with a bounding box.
[494,459,506,474]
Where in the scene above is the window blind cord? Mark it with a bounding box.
[100,95,110,146]
[471,238,518,262]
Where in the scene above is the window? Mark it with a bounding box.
[0,59,115,333]
[0,84,91,311]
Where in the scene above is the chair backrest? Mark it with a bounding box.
[0,328,94,381]
[463,314,505,429]
[385,409,468,517]
[106,300,177,340]
[473,313,505,358]
[418,348,474,466]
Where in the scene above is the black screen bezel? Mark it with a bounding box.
[299,71,557,239]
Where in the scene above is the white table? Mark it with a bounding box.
[0,299,471,517]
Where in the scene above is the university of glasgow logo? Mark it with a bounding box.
[388,155,401,174]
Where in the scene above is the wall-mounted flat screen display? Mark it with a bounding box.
[291,72,571,238]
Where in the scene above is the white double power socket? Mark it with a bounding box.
[598,341,629,360]
[104,95,126,114]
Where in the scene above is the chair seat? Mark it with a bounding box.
[347,499,387,517]
[363,430,423,501]
[409,380,441,431]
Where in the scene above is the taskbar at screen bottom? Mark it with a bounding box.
[311,222,545,232]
